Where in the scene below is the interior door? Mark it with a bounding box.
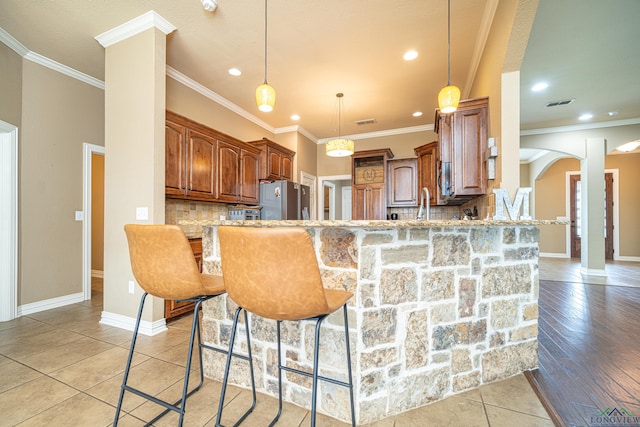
[570,173,614,259]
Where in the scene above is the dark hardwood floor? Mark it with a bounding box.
[526,279,640,427]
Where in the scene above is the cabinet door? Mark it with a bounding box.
[415,142,443,206]
[387,159,418,207]
[267,148,282,179]
[186,129,216,199]
[216,140,240,202]
[240,149,259,203]
[281,154,293,181]
[165,121,187,197]
[353,184,385,220]
[452,106,486,196]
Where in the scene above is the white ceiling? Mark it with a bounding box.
[1,0,639,159]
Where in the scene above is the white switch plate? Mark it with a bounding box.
[135,207,149,221]
[128,280,135,294]
[75,211,84,221]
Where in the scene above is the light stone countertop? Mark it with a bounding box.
[179,218,567,229]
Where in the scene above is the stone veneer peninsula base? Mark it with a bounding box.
[184,219,560,425]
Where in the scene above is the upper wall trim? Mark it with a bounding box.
[521,118,640,136]
[0,26,28,56]
[24,51,105,90]
[95,10,176,48]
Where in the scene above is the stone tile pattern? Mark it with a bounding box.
[200,224,540,425]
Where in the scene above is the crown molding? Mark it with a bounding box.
[23,51,105,90]
[95,10,176,48]
[521,117,640,136]
[274,125,317,142]
[317,124,435,145]
[166,66,276,134]
[0,26,28,56]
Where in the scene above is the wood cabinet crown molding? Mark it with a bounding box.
[246,137,296,181]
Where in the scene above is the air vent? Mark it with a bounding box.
[545,99,575,107]
[355,118,377,125]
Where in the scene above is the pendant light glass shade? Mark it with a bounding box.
[326,138,355,157]
[438,84,461,114]
[257,0,275,112]
[326,93,355,157]
[438,0,459,113]
[256,83,276,112]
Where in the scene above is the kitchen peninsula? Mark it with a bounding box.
[183,219,559,424]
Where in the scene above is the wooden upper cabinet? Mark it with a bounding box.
[414,141,444,206]
[186,129,216,199]
[435,97,488,201]
[240,149,260,203]
[165,111,260,204]
[247,138,296,181]
[387,158,418,207]
[165,120,187,197]
[216,139,241,202]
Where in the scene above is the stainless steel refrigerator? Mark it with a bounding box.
[259,180,310,220]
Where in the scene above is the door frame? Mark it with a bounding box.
[299,171,317,220]
[318,174,350,220]
[83,143,105,300]
[565,169,619,260]
[0,120,18,321]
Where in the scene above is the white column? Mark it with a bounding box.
[580,137,606,275]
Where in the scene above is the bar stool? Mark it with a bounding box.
[114,224,256,427]
[216,226,355,427]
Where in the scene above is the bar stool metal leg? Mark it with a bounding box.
[215,307,257,427]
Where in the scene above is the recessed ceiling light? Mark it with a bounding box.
[608,110,620,116]
[403,50,418,61]
[290,114,300,121]
[531,82,548,92]
[413,111,423,117]
[578,113,593,121]
[228,68,242,76]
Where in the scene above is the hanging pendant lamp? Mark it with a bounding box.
[438,0,460,113]
[256,0,275,112]
[326,93,355,157]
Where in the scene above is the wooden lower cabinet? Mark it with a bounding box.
[164,238,202,321]
[353,184,386,220]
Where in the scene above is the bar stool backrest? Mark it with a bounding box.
[218,227,330,321]
[124,224,207,300]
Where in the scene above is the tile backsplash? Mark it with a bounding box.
[165,199,229,236]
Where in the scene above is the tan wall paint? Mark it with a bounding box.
[535,154,640,258]
[103,28,167,320]
[166,78,271,143]
[295,132,318,179]
[0,43,22,126]
[91,153,104,271]
[19,61,104,304]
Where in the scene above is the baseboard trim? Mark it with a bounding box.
[99,310,167,336]
[539,252,569,258]
[18,292,85,316]
[615,255,640,262]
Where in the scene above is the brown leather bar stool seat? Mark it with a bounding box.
[216,226,355,427]
[114,224,256,427]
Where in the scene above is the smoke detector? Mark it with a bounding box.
[201,0,217,12]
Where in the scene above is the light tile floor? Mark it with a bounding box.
[0,278,561,426]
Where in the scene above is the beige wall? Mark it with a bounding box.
[20,60,104,304]
[91,153,105,271]
[0,43,22,127]
[295,132,318,179]
[534,153,640,258]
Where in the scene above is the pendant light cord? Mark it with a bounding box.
[447,0,451,86]
[263,0,268,84]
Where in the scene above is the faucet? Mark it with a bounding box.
[416,187,430,220]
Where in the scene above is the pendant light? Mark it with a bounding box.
[438,0,460,113]
[256,0,275,112]
[326,93,355,157]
